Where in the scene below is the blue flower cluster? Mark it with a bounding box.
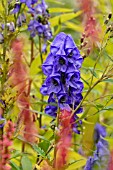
[41,32,84,133]
[84,123,110,170]
[11,0,52,51]
[0,21,16,44]
[28,0,52,43]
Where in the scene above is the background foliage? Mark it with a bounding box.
[0,0,113,169]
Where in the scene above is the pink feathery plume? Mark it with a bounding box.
[9,39,28,93]
[0,121,15,170]
[79,0,100,53]
[54,110,72,170]
[108,150,113,170]
[9,39,37,143]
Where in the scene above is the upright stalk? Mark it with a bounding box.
[39,37,44,128]
[0,0,8,140]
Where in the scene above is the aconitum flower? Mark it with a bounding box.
[11,0,38,13]
[2,22,15,32]
[17,13,26,27]
[20,0,38,7]
[0,33,4,44]
[94,123,106,143]
[11,2,20,14]
[0,117,5,128]
[41,32,83,133]
[84,123,110,170]
[28,0,52,43]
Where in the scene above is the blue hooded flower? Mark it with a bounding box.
[0,117,5,129]
[46,74,61,94]
[41,32,84,133]
[11,3,21,14]
[42,53,54,76]
[57,93,71,111]
[20,0,38,7]
[28,20,39,37]
[54,56,68,72]
[0,33,4,44]
[45,94,57,117]
[94,123,106,143]
[84,123,110,170]
[28,0,52,50]
[84,157,94,170]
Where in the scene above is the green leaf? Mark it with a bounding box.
[32,144,46,158]
[31,109,52,118]
[50,11,82,27]
[10,150,22,159]
[80,107,90,120]
[96,104,104,109]
[66,151,86,170]
[89,67,98,78]
[46,0,64,4]
[65,21,83,32]
[81,77,89,86]
[38,141,50,153]
[10,161,21,170]
[0,118,5,125]
[67,159,86,170]
[21,156,32,170]
[49,8,73,13]
[103,79,113,83]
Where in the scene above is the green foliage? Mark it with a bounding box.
[21,156,33,170]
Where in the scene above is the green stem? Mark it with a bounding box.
[0,0,8,140]
[39,37,44,128]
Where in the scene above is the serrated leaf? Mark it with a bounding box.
[10,161,21,170]
[50,11,82,27]
[32,144,46,158]
[21,156,32,170]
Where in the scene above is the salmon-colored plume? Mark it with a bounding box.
[79,0,100,52]
[0,121,15,170]
[109,150,113,170]
[9,39,28,93]
[9,39,37,143]
[54,110,72,170]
